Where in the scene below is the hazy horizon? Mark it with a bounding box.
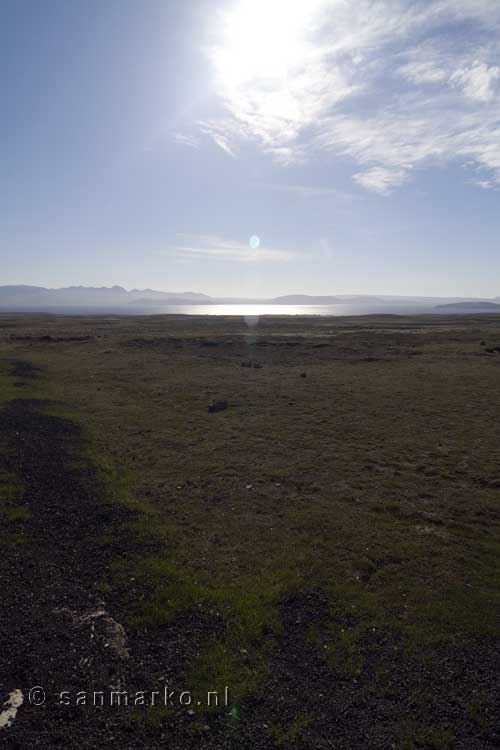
[2,1,500,297]
[1,283,499,300]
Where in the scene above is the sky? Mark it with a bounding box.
[1,0,499,298]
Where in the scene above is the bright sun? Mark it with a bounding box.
[213,0,323,90]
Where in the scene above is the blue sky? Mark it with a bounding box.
[1,0,499,297]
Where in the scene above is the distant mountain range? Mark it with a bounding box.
[0,285,211,308]
[435,301,500,311]
[0,285,499,313]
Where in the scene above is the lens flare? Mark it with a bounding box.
[249,235,260,250]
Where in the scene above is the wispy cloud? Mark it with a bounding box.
[171,132,201,150]
[257,181,355,201]
[353,167,409,196]
[197,123,236,156]
[170,233,295,263]
[450,63,500,103]
[199,0,500,193]
[469,177,499,191]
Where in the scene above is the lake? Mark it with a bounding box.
[128,303,446,316]
[0,303,493,316]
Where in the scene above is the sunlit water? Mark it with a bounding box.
[1,303,490,316]
[130,303,445,316]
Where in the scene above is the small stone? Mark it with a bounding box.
[208,399,228,413]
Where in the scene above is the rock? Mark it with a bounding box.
[208,400,228,413]
[0,690,24,730]
[53,606,129,660]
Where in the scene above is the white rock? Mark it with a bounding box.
[0,690,24,730]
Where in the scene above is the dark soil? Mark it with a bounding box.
[0,372,219,748]
[7,359,41,380]
[258,591,500,749]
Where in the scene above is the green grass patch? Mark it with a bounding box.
[270,714,312,747]
[397,719,455,749]
[0,473,30,544]
[0,360,45,404]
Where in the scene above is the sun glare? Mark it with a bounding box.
[214,0,323,90]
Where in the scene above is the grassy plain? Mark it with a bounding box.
[1,311,500,748]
